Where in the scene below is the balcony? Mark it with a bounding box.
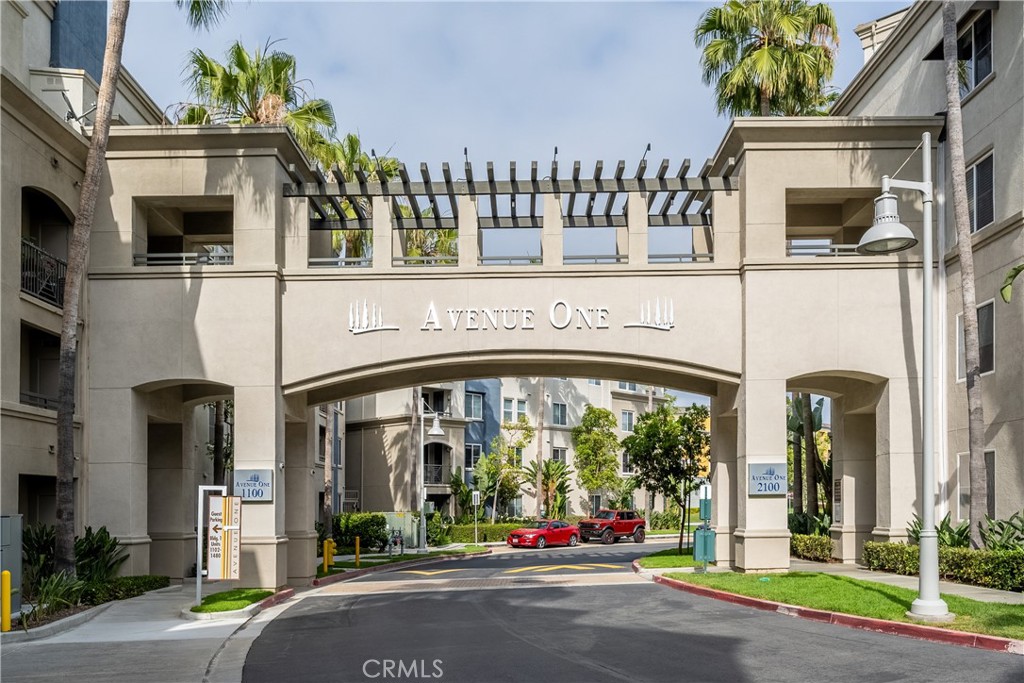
[21,239,67,308]
[20,390,59,411]
[133,251,233,266]
[424,464,449,486]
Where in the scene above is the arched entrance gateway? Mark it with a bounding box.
[85,117,943,587]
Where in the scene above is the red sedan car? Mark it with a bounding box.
[506,520,580,549]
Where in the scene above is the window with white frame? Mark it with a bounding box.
[621,410,635,432]
[618,381,637,391]
[588,378,602,386]
[466,392,483,421]
[465,443,483,470]
[503,397,527,423]
[957,450,995,520]
[622,453,634,474]
[966,154,994,232]
[551,447,566,463]
[958,10,992,97]
[552,402,567,426]
[956,301,994,380]
[505,495,523,518]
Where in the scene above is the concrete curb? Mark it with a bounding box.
[312,548,492,587]
[180,587,296,621]
[632,560,1023,656]
[0,602,114,644]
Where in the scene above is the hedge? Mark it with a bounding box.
[82,575,170,605]
[862,542,1024,592]
[332,513,389,551]
[449,523,524,544]
[790,534,833,562]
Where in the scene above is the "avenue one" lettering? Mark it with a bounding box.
[420,300,610,332]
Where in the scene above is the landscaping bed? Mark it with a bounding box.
[637,547,703,569]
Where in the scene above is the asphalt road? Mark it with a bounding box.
[242,543,1022,683]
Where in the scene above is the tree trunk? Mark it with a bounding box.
[213,401,226,486]
[491,470,504,524]
[943,2,988,549]
[677,492,685,555]
[801,393,819,519]
[760,88,770,116]
[792,432,804,515]
[323,404,334,528]
[535,380,544,520]
[55,0,131,575]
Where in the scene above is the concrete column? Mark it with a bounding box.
[233,385,287,588]
[625,192,647,265]
[830,400,877,562]
[147,421,193,579]
[710,384,738,564]
[371,196,394,272]
[457,195,478,268]
[283,196,310,269]
[86,387,150,575]
[710,186,740,265]
[285,410,317,586]
[873,379,918,543]
[541,194,563,266]
[734,379,790,571]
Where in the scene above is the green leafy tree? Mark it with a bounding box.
[622,403,710,553]
[570,406,623,511]
[1001,264,1023,303]
[695,0,839,117]
[449,466,476,523]
[522,459,574,518]
[478,416,534,523]
[55,0,229,576]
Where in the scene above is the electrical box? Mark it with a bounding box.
[0,515,23,612]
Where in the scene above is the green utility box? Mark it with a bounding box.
[699,498,712,521]
[694,527,716,563]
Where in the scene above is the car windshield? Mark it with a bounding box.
[525,522,549,529]
[595,511,616,520]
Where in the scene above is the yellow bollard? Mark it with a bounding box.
[2,570,11,632]
[322,539,334,575]
[355,536,360,568]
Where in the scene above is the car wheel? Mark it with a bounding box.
[536,536,547,549]
[633,528,646,543]
[568,534,578,547]
[601,529,614,545]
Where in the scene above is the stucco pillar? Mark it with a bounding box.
[86,387,150,575]
[734,379,790,571]
[830,400,876,562]
[371,196,394,272]
[541,194,563,266]
[233,385,287,588]
[147,421,195,579]
[457,195,478,268]
[283,196,310,269]
[710,384,738,564]
[626,192,647,265]
[285,410,317,586]
[872,379,918,543]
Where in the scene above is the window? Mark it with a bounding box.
[589,494,602,513]
[505,495,523,518]
[618,381,637,391]
[551,447,566,463]
[503,397,527,422]
[552,402,567,426]
[466,392,483,421]
[588,378,602,386]
[465,443,483,470]
[621,410,635,432]
[622,453,634,474]
[956,301,994,380]
[957,10,992,97]
[957,451,995,520]
[966,154,994,232]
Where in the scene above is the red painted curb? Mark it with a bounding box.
[647,573,1023,656]
[311,549,493,587]
[258,587,295,610]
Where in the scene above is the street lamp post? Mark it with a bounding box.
[418,397,445,550]
[856,131,950,620]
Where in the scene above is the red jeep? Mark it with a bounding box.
[578,509,645,544]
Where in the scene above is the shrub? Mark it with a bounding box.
[907,513,970,548]
[862,541,1024,592]
[82,575,170,605]
[75,526,129,584]
[980,510,1024,551]
[788,512,831,536]
[791,534,833,562]
[448,523,524,544]
[427,513,451,546]
[333,512,389,551]
[22,570,85,628]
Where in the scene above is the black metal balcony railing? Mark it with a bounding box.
[132,252,234,266]
[424,464,447,485]
[21,240,67,308]
[20,390,59,411]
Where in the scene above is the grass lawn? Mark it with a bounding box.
[661,571,1024,640]
[316,545,487,577]
[191,588,274,613]
[637,547,703,569]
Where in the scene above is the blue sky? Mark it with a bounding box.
[124,1,910,172]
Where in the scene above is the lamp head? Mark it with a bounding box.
[427,415,445,437]
[856,192,918,254]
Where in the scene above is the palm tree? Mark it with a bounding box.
[182,38,336,161]
[1001,264,1023,303]
[324,133,400,260]
[942,2,987,547]
[695,0,839,117]
[55,0,229,576]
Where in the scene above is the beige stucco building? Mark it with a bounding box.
[3,1,1021,590]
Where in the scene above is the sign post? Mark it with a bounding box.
[196,485,226,606]
[207,495,242,581]
[472,490,481,545]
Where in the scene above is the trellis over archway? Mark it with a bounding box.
[284,156,737,268]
